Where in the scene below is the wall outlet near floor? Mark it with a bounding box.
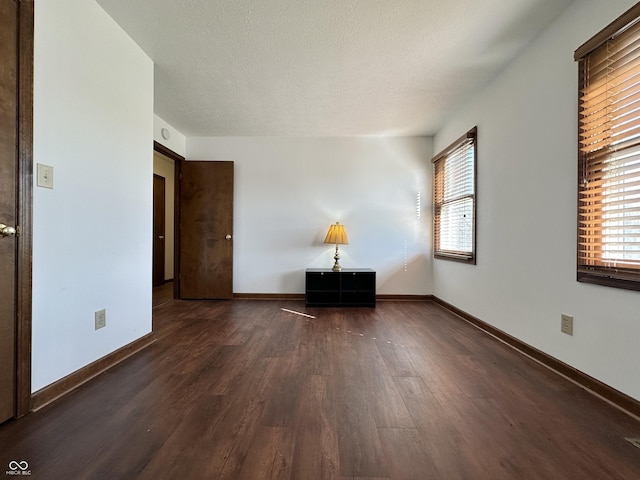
[95,309,106,330]
[561,313,573,336]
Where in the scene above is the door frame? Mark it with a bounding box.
[153,141,184,299]
[15,0,34,418]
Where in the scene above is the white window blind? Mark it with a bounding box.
[576,4,640,290]
[433,127,477,263]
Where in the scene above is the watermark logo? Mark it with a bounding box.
[5,461,30,476]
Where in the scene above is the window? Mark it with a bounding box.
[575,4,640,291]
[433,127,477,263]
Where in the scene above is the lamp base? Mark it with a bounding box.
[332,245,342,271]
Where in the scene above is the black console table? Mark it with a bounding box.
[305,268,376,307]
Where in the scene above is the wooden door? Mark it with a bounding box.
[179,161,234,299]
[0,0,19,424]
[153,174,165,287]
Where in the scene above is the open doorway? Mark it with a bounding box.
[151,141,235,303]
[152,150,175,306]
[153,150,175,284]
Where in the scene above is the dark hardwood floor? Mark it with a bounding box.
[1,293,640,479]
[152,281,174,309]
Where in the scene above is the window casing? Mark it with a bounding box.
[575,4,640,291]
[433,127,477,264]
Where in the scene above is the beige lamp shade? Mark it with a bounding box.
[324,222,349,245]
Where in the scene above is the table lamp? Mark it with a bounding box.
[324,222,349,271]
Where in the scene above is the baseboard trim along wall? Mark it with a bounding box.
[432,296,640,420]
[233,293,305,300]
[377,294,434,302]
[31,333,156,412]
[233,293,434,302]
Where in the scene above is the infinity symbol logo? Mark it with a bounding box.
[8,461,29,470]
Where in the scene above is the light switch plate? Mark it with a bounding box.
[37,163,54,189]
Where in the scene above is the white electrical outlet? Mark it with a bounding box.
[95,309,106,330]
[561,314,573,336]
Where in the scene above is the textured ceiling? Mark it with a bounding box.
[95,0,574,137]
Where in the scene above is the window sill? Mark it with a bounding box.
[577,271,640,292]
[434,252,476,265]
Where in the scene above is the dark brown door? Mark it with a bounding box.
[0,0,19,424]
[179,161,234,299]
[153,174,165,287]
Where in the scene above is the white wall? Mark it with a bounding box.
[32,0,154,391]
[153,151,175,281]
[187,137,432,295]
[433,0,640,401]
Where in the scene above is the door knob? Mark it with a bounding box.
[225,234,232,240]
[158,236,164,239]
[0,224,17,237]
